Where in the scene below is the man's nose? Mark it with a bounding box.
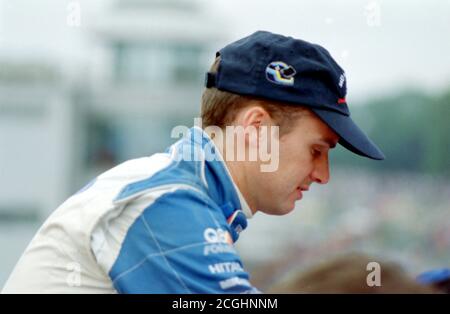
[310,158,330,185]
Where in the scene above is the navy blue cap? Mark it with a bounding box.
[205,31,385,160]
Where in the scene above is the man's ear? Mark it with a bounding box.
[239,105,272,146]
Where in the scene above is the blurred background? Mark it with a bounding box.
[0,0,449,290]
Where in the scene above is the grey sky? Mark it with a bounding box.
[1,0,449,101]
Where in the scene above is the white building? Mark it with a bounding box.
[0,0,226,219]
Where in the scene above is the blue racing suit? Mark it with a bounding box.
[2,127,259,294]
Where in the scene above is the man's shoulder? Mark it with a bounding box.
[107,149,209,204]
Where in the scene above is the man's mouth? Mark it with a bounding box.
[296,186,309,200]
[296,187,303,200]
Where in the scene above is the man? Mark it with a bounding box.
[2,31,384,293]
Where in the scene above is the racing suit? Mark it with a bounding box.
[2,127,259,293]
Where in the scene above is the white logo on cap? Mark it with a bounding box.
[339,73,346,88]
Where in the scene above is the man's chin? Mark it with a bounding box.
[261,203,295,216]
[283,202,297,215]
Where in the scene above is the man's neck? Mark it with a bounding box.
[209,132,257,215]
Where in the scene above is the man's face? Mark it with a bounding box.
[249,110,339,215]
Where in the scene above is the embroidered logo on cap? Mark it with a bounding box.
[265,61,296,86]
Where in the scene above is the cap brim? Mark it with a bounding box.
[311,108,385,160]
